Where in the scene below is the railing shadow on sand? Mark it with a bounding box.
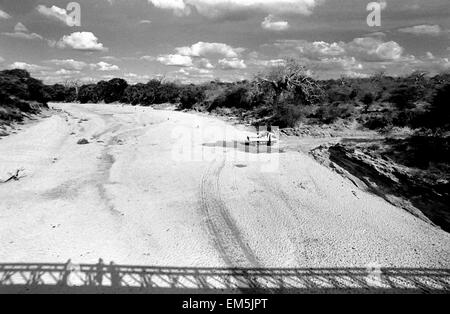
[1,260,449,294]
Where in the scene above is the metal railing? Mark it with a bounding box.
[1,261,449,294]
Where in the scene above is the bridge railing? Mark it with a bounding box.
[1,261,449,293]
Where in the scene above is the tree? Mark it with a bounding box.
[389,84,417,110]
[156,82,181,104]
[78,84,99,103]
[103,78,128,103]
[1,69,31,79]
[0,70,29,100]
[26,78,49,103]
[63,79,82,98]
[45,84,67,102]
[179,85,204,110]
[256,58,323,108]
[122,84,145,105]
[362,92,374,106]
[207,86,253,112]
[428,83,450,130]
[255,58,323,127]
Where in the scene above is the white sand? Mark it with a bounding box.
[0,103,449,268]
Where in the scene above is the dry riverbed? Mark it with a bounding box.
[0,103,449,269]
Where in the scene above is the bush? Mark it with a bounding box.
[363,114,394,130]
[272,103,308,128]
[428,84,450,129]
[27,77,49,103]
[45,84,67,102]
[156,82,181,104]
[123,80,182,106]
[78,84,99,103]
[103,78,128,103]
[179,86,204,109]
[361,92,374,106]
[0,75,28,100]
[0,69,48,123]
[316,102,356,124]
[388,84,418,110]
[208,83,263,111]
[0,69,48,103]
[122,84,144,105]
[207,86,254,112]
[325,86,355,103]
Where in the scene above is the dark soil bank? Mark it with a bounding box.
[311,136,450,232]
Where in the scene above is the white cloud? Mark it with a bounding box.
[1,23,44,40]
[0,56,4,63]
[36,5,72,26]
[348,37,404,61]
[101,74,115,80]
[35,69,84,84]
[365,31,387,38]
[90,61,120,71]
[268,36,422,78]
[148,0,189,16]
[101,56,121,62]
[148,0,319,18]
[169,66,215,84]
[303,41,346,57]
[14,22,28,33]
[124,73,151,83]
[272,38,449,78]
[374,41,404,61]
[46,59,88,70]
[275,37,405,62]
[197,58,215,69]
[157,54,193,67]
[249,58,286,67]
[178,67,212,75]
[218,58,247,70]
[139,20,152,24]
[3,32,43,40]
[342,71,371,79]
[0,9,11,19]
[315,56,363,72]
[54,69,81,76]
[55,32,107,51]
[398,24,444,36]
[176,42,241,58]
[9,62,49,72]
[426,52,435,59]
[261,15,289,31]
[140,55,156,61]
[395,54,450,75]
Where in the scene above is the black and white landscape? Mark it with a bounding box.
[0,0,449,294]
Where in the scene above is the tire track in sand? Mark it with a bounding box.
[200,159,260,267]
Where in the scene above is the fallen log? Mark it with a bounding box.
[1,169,25,183]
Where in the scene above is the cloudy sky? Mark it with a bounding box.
[0,0,449,84]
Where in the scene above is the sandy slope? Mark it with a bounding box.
[0,103,449,268]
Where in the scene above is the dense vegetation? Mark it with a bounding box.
[2,61,450,133]
[0,69,49,123]
[42,69,449,132]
